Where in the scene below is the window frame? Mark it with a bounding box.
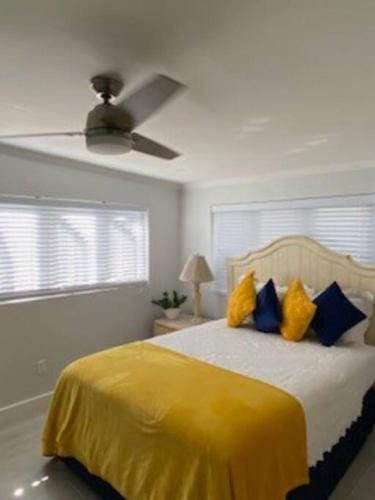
[0,195,150,302]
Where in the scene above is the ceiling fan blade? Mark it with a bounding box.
[132,133,180,160]
[118,74,185,129]
[0,131,84,139]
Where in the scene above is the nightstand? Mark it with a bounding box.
[153,314,210,336]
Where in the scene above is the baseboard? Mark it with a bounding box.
[0,391,52,430]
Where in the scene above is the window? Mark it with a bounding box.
[212,194,375,293]
[0,198,149,300]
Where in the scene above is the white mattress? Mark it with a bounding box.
[148,319,375,467]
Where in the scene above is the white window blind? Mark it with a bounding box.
[0,198,149,300]
[212,194,375,293]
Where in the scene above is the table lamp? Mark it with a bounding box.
[179,253,214,322]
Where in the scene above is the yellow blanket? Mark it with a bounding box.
[43,342,308,500]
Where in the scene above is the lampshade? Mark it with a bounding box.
[179,254,214,283]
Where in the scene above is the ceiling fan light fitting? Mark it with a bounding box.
[86,129,132,155]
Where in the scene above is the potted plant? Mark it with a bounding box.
[152,290,187,320]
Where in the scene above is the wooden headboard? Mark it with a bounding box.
[227,236,375,346]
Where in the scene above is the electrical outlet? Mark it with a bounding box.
[36,359,47,375]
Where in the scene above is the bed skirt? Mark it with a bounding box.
[287,386,375,500]
[60,386,375,500]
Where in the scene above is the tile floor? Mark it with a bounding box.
[0,414,374,499]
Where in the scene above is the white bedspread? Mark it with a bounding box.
[148,319,375,466]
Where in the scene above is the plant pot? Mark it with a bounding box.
[164,308,181,320]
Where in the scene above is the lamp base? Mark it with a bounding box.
[191,315,204,325]
[192,283,202,322]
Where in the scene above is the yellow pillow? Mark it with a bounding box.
[280,280,317,342]
[227,272,256,327]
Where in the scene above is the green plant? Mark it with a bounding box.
[152,290,187,310]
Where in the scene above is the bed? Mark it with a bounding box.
[43,236,375,500]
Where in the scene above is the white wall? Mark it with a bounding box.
[0,146,181,408]
[181,168,375,319]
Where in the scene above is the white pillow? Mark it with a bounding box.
[255,281,315,299]
[343,290,374,316]
[341,319,369,343]
[339,292,374,343]
[238,275,316,298]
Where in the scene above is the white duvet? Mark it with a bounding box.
[148,319,375,466]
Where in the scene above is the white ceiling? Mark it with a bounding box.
[1,0,375,184]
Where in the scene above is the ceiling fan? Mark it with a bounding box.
[0,73,185,160]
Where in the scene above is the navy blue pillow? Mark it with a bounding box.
[253,279,281,333]
[311,282,366,347]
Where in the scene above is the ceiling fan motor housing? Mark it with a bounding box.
[85,103,132,155]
